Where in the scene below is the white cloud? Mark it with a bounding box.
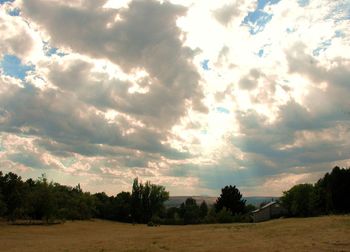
[0,0,349,196]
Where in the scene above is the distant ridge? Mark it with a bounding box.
[165,196,280,208]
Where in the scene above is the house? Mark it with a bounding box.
[252,201,287,222]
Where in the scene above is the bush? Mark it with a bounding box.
[217,208,233,223]
[232,213,252,223]
[204,207,218,224]
[147,221,155,227]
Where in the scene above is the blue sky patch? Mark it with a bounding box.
[243,11,272,35]
[45,47,67,57]
[328,2,350,21]
[256,0,281,10]
[313,39,332,56]
[0,54,34,80]
[0,137,4,152]
[200,59,210,71]
[8,8,20,16]
[200,130,208,135]
[216,107,230,114]
[242,0,281,35]
[0,0,14,4]
[43,42,67,57]
[258,49,264,57]
[335,30,344,38]
[297,0,310,7]
[8,153,44,169]
[286,28,295,33]
[61,158,77,168]
[46,47,58,56]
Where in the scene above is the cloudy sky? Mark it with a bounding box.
[0,0,349,196]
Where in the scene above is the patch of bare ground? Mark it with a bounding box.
[0,215,349,252]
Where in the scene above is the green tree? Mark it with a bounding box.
[281,183,315,217]
[131,178,169,223]
[245,204,257,213]
[199,201,208,219]
[0,191,6,216]
[314,167,350,214]
[216,207,233,223]
[1,172,27,220]
[93,192,113,219]
[179,197,200,224]
[215,185,246,215]
[166,207,178,219]
[0,172,7,216]
[131,178,143,222]
[26,175,52,222]
[114,191,131,222]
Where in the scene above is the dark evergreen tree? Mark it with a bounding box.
[131,178,143,222]
[179,197,200,224]
[314,166,350,214]
[215,185,246,215]
[199,201,208,219]
[1,172,28,220]
[114,191,131,222]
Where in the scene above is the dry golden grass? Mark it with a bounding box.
[0,215,349,252]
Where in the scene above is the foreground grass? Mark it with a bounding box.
[0,215,349,252]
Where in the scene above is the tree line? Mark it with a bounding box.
[0,166,349,224]
[281,166,350,217]
[0,171,253,224]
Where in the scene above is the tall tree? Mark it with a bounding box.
[215,185,246,215]
[114,191,131,222]
[281,183,315,217]
[0,191,6,216]
[1,172,27,220]
[314,166,350,214]
[131,178,143,222]
[131,178,169,223]
[0,172,6,216]
[27,174,56,222]
[199,201,208,219]
[179,198,200,224]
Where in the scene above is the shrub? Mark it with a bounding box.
[217,208,233,223]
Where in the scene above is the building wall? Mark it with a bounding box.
[252,203,287,222]
[252,207,271,222]
[271,204,287,218]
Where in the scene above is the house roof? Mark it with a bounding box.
[252,201,278,213]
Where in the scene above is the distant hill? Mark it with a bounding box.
[165,196,217,208]
[165,196,280,208]
[244,197,279,207]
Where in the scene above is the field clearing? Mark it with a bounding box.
[0,215,349,252]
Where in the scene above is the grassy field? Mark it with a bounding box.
[0,215,349,252]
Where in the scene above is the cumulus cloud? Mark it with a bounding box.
[212,3,241,26]
[0,4,42,61]
[0,0,349,196]
[21,0,207,128]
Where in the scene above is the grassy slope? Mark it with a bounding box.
[0,215,349,252]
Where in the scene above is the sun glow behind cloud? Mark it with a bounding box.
[0,0,349,196]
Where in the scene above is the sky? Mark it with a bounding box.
[0,0,350,196]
